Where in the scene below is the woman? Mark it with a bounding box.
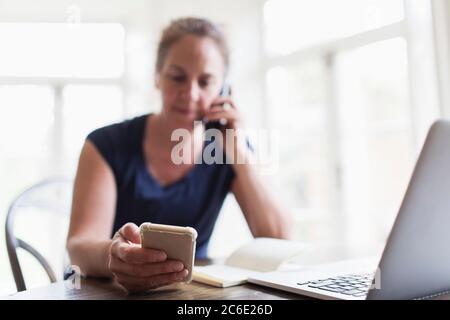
[67,17,292,292]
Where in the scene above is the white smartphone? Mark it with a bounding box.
[139,222,198,283]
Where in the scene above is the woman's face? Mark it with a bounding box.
[156,35,226,127]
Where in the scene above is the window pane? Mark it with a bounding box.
[335,38,413,246]
[0,86,56,289]
[0,85,54,157]
[0,85,55,194]
[266,60,332,241]
[264,0,404,55]
[0,23,124,78]
[62,85,123,170]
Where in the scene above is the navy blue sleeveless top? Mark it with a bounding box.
[87,114,236,258]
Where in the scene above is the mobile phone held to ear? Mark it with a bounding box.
[140,222,198,283]
[219,82,231,99]
[204,83,232,130]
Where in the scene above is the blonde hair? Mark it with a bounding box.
[155,17,230,73]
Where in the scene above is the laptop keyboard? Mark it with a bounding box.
[297,273,373,297]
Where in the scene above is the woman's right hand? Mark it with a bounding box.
[107,223,189,293]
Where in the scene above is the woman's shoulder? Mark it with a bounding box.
[87,114,148,149]
[85,114,149,175]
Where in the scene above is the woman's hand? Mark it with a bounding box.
[203,97,241,131]
[203,98,251,164]
[107,223,189,293]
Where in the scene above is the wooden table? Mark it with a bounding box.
[4,258,449,300]
[2,277,304,300]
[2,259,304,300]
[4,274,450,300]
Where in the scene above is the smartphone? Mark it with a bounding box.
[140,222,198,283]
[203,82,232,130]
[219,82,231,99]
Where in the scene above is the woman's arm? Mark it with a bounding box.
[230,156,293,239]
[67,140,189,291]
[203,99,294,239]
[67,140,117,278]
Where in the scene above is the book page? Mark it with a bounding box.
[224,238,309,272]
[193,265,263,287]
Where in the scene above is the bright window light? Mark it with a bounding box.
[0,85,54,156]
[266,60,331,223]
[0,23,125,78]
[264,0,404,55]
[336,38,413,244]
[62,84,123,160]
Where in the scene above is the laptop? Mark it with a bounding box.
[249,120,450,300]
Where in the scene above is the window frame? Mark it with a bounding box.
[0,22,128,175]
[259,0,441,244]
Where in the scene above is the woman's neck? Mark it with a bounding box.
[145,112,204,164]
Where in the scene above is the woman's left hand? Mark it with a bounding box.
[203,98,250,163]
[203,97,241,131]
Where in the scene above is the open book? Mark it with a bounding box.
[193,238,309,288]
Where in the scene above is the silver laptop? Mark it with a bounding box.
[249,119,450,300]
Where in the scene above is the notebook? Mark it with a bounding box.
[192,238,308,288]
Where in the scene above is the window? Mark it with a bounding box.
[0,85,55,193]
[0,23,124,78]
[266,60,332,242]
[267,60,328,211]
[263,0,439,248]
[0,22,125,178]
[0,23,125,292]
[62,84,123,169]
[264,0,404,55]
[336,38,414,244]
